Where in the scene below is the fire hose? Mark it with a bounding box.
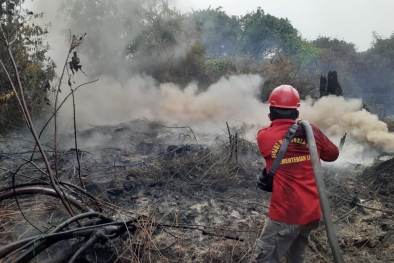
[299,120,345,263]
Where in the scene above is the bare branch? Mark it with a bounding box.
[3,30,77,218]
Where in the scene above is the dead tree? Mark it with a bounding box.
[321,71,343,97]
[320,75,327,98]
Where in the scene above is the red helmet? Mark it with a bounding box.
[268,85,300,108]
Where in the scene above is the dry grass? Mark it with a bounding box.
[1,120,394,262]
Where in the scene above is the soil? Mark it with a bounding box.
[0,119,393,262]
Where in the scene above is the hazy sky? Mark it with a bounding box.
[170,0,394,51]
[25,0,394,52]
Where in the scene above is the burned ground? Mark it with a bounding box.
[0,119,393,262]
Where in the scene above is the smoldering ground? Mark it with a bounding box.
[2,3,394,262]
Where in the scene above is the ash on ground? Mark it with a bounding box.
[0,119,393,262]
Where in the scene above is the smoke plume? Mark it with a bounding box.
[57,73,267,134]
[300,96,394,153]
[27,0,394,164]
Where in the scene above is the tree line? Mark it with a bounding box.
[62,1,394,103]
[0,0,393,132]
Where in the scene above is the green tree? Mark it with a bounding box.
[360,33,394,94]
[62,0,146,78]
[355,32,394,113]
[188,7,240,59]
[238,7,300,59]
[0,0,55,133]
[62,0,199,81]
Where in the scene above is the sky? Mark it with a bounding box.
[25,0,394,52]
[170,0,394,52]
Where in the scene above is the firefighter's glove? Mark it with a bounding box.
[256,172,263,189]
[256,170,273,192]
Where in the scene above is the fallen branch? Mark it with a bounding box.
[202,230,243,241]
[158,224,244,241]
[333,207,357,224]
[1,213,132,262]
[0,187,91,212]
[352,202,394,214]
[5,224,129,263]
[340,197,394,214]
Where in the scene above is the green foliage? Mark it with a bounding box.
[189,7,240,58]
[361,33,394,93]
[62,0,197,80]
[151,42,211,86]
[205,58,236,76]
[291,40,321,68]
[0,0,392,135]
[62,0,145,77]
[60,1,394,114]
[238,7,300,59]
[0,0,55,133]
[126,2,186,59]
[187,6,306,61]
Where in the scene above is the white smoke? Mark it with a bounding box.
[299,96,394,164]
[57,74,268,134]
[300,96,394,153]
[59,73,394,155]
[27,0,394,166]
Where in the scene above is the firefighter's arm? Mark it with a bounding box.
[312,125,339,162]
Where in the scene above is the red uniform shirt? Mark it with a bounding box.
[257,119,339,225]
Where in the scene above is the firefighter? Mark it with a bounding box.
[254,85,339,263]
